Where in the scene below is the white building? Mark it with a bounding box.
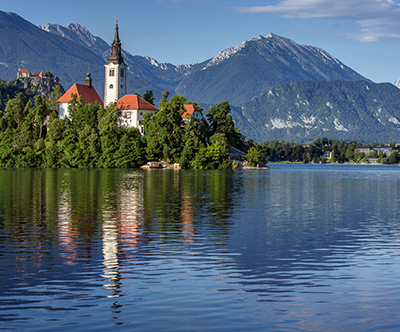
[104,22,127,107]
[57,22,156,131]
[117,94,157,133]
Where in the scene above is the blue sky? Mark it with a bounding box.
[3,0,400,83]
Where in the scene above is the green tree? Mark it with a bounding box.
[143,90,155,106]
[388,151,399,164]
[345,147,355,161]
[114,129,145,168]
[98,105,121,167]
[179,117,207,168]
[145,94,185,163]
[193,133,231,169]
[206,101,245,149]
[47,85,63,113]
[162,91,170,102]
[33,95,47,139]
[246,147,261,167]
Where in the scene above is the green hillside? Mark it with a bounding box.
[234,80,400,143]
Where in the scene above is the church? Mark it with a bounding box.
[57,22,157,132]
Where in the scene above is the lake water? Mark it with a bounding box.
[1,165,400,331]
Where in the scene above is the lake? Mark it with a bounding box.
[1,165,400,331]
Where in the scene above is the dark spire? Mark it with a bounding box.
[108,21,124,64]
[114,20,120,43]
[85,69,92,88]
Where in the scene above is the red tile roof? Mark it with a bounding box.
[18,69,30,74]
[57,83,103,106]
[182,104,200,118]
[117,94,158,111]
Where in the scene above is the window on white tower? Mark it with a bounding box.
[109,69,115,76]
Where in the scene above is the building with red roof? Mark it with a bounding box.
[182,104,203,121]
[17,69,48,78]
[117,94,158,133]
[57,71,103,119]
[56,23,157,134]
[17,69,31,78]
[31,71,46,77]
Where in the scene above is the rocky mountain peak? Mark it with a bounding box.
[202,41,247,70]
[39,23,109,54]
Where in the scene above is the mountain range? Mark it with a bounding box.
[38,22,368,106]
[1,10,400,143]
[233,80,400,143]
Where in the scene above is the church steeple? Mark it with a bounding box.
[108,21,124,64]
[104,21,127,106]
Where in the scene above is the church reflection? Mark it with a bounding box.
[101,216,121,298]
[101,171,145,299]
[180,188,195,245]
[52,168,239,312]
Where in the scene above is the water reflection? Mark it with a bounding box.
[1,166,400,331]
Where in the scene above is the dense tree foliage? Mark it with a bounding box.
[0,92,146,168]
[143,90,155,106]
[0,89,239,169]
[1,87,399,169]
[0,79,36,111]
[207,101,246,150]
[257,137,400,164]
[145,94,232,168]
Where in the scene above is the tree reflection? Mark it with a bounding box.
[142,169,238,244]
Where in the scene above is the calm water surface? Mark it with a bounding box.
[1,165,400,331]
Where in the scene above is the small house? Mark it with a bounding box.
[117,94,158,133]
[182,104,203,121]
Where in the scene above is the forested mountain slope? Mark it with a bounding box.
[234,80,400,143]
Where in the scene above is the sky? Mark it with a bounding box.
[2,0,400,83]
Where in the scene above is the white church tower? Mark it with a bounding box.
[104,22,127,106]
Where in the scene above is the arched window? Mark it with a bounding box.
[109,69,115,76]
[109,84,113,89]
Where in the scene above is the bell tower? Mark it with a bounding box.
[104,22,127,106]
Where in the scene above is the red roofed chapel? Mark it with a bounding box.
[57,71,103,119]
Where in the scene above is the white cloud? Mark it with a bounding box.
[235,0,400,42]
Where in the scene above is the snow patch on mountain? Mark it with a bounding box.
[267,118,312,130]
[334,118,349,131]
[389,116,400,125]
[143,56,197,73]
[202,41,247,70]
[301,115,317,124]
